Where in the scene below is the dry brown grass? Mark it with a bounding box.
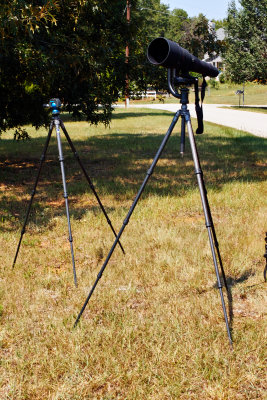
[0,108,266,399]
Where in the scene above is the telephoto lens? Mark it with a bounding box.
[147,37,219,78]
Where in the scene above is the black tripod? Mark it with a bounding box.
[74,74,233,347]
[12,99,124,286]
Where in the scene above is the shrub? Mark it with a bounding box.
[219,73,226,84]
[209,78,219,89]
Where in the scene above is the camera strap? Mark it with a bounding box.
[195,77,207,134]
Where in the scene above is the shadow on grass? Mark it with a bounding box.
[0,191,118,234]
[0,123,266,233]
[59,110,171,123]
[210,268,257,338]
[111,111,173,119]
[229,106,267,113]
[227,269,257,334]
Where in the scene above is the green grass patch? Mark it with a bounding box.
[0,108,266,399]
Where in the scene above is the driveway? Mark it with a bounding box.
[126,103,267,138]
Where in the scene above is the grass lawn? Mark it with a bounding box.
[0,108,266,399]
[128,82,267,107]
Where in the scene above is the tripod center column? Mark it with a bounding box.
[54,118,77,286]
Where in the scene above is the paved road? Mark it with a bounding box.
[127,103,267,138]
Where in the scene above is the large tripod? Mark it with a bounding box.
[12,99,124,286]
[74,74,233,347]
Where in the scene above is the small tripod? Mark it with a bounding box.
[12,99,124,286]
[74,73,233,348]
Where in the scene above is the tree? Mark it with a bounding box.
[225,0,267,83]
[0,0,130,137]
[130,4,217,93]
[211,18,228,29]
[120,0,169,94]
[167,8,189,44]
[177,13,217,60]
[0,0,220,137]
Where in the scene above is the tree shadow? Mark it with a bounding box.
[111,111,172,119]
[229,106,267,112]
[0,191,118,234]
[0,121,266,234]
[59,110,171,123]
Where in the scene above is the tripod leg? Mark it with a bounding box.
[74,110,181,327]
[12,122,54,268]
[185,116,233,348]
[180,115,185,156]
[54,120,77,287]
[202,183,229,291]
[59,120,125,255]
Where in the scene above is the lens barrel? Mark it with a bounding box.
[147,37,219,78]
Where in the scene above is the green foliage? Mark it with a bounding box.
[172,13,217,60]
[225,0,267,83]
[166,8,189,43]
[211,18,228,29]
[128,0,169,92]
[0,0,129,136]
[131,2,218,93]
[208,78,219,89]
[219,72,226,83]
[0,0,220,136]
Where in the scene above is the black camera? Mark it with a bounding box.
[147,37,219,78]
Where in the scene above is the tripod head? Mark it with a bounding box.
[49,98,61,116]
[167,68,206,135]
[167,69,197,100]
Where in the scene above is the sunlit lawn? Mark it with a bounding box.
[0,108,266,399]
[129,82,267,107]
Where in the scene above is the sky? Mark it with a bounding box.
[161,0,232,20]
